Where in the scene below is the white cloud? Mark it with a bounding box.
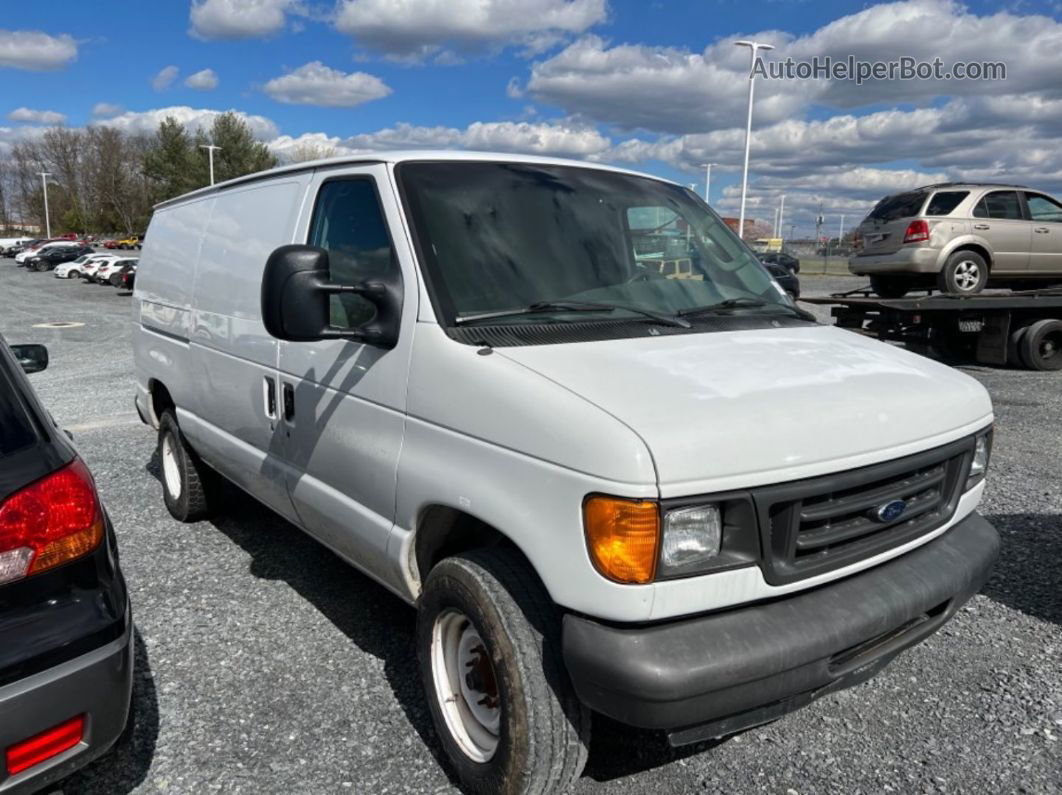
[96,106,279,139]
[7,107,66,124]
[528,0,1062,135]
[345,119,610,157]
[334,0,606,60]
[152,65,179,91]
[184,68,219,90]
[0,29,77,71]
[0,124,51,156]
[527,35,810,135]
[269,119,612,160]
[269,131,351,161]
[189,0,302,40]
[91,102,123,118]
[262,61,391,107]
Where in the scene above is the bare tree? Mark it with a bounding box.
[288,142,338,163]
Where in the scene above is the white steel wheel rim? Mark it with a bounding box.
[430,609,501,762]
[954,260,980,290]
[161,434,182,499]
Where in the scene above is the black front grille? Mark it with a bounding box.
[754,437,973,585]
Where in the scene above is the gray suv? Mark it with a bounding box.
[849,183,1062,296]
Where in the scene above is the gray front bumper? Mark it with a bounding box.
[0,613,133,794]
[563,513,999,745]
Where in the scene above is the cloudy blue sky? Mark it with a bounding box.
[4,0,1062,235]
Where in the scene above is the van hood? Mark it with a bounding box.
[497,325,993,494]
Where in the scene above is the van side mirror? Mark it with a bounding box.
[260,245,402,349]
[11,344,48,374]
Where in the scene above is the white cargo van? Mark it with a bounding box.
[133,152,999,794]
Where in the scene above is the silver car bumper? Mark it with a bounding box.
[848,246,942,275]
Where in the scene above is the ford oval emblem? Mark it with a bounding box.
[875,499,907,523]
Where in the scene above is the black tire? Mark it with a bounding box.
[109,274,122,286]
[67,270,79,279]
[937,251,987,294]
[1018,319,1062,371]
[417,548,590,795]
[869,275,909,299]
[157,410,219,522]
[1007,325,1028,368]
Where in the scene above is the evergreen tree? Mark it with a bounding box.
[207,112,278,184]
[142,116,195,202]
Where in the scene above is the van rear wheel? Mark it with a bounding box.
[157,409,219,522]
[417,548,590,795]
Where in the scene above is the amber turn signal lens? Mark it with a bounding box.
[584,496,660,584]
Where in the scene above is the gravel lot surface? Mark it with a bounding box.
[1,263,1059,794]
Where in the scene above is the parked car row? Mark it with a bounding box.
[3,240,137,289]
[55,254,138,288]
[0,234,142,260]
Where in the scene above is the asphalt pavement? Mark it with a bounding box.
[0,263,1059,794]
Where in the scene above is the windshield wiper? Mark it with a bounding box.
[678,297,767,316]
[455,300,691,328]
[678,297,817,322]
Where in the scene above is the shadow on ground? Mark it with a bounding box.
[164,471,713,787]
[981,512,1062,626]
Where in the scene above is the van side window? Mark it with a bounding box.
[973,191,1022,220]
[308,178,396,329]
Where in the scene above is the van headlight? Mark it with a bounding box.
[965,429,993,490]
[659,505,722,576]
[584,495,759,584]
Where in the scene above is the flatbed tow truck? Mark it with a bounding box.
[802,287,1062,371]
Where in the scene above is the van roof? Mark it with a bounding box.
[153,150,680,210]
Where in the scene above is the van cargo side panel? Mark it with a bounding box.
[186,177,311,520]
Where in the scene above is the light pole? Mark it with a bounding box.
[38,172,52,239]
[699,162,717,203]
[199,144,222,186]
[838,214,845,244]
[734,39,774,239]
[777,194,785,240]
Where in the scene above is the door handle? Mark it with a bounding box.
[282,382,295,421]
[973,224,990,230]
[1034,227,1050,233]
[263,377,277,419]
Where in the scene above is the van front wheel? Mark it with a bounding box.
[157,410,219,522]
[417,548,590,795]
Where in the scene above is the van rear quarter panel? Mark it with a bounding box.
[135,196,213,419]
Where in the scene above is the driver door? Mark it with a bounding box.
[276,164,416,587]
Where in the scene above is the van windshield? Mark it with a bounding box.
[397,161,788,326]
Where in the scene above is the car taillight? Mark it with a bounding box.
[0,459,104,585]
[903,219,930,244]
[852,232,863,251]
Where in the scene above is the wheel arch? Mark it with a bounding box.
[943,240,993,272]
[410,504,540,598]
[147,378,175,428]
